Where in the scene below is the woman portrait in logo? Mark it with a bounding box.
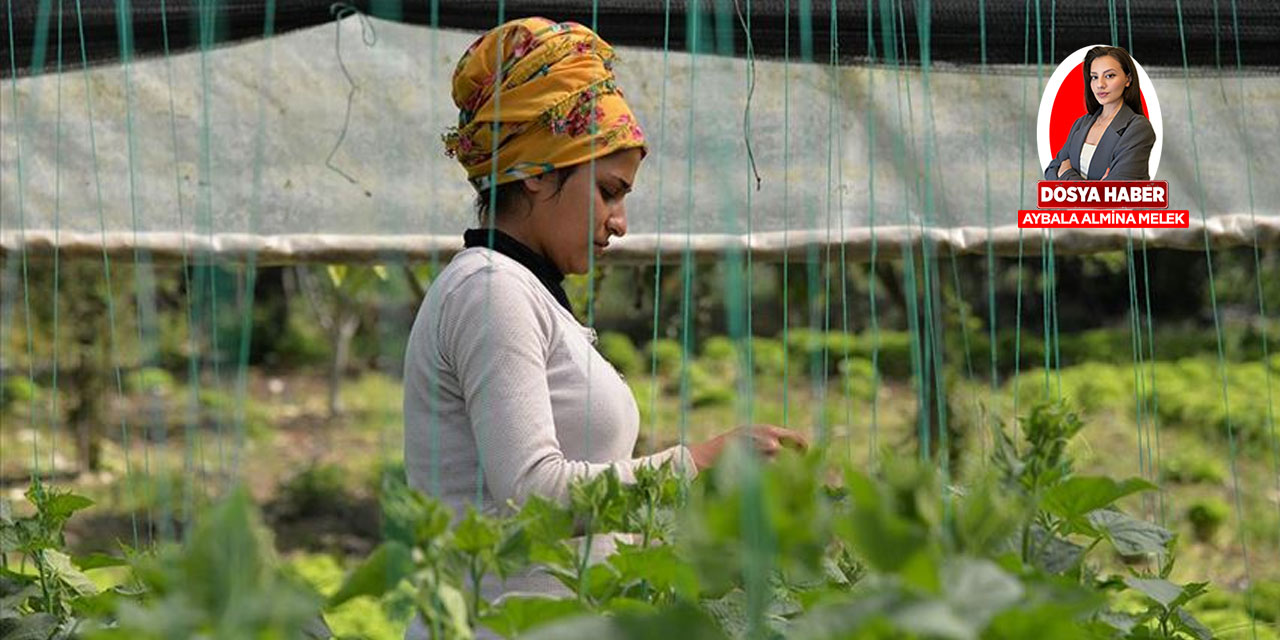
[1044,46,1156,181]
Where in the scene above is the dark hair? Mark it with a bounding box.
[1083,46,1145,117]
[473,165,578,224]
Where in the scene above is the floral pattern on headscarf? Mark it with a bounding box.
[443,17,646,190]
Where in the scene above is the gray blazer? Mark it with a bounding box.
[1044,103,1156,180]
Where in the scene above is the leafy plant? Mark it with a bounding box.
[0,479,128,639]
[1185,499,1230,544]
[91,486,327,640]
[598,332,643,377]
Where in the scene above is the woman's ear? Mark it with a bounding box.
[521,173,554,195]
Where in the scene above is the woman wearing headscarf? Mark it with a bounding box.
[402,18,806,633]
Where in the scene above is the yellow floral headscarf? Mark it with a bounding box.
[443,17,647,190]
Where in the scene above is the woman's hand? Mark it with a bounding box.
[1057,158,1073,178]
[689,424,809,471]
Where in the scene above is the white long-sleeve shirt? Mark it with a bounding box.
[401,246,694,637]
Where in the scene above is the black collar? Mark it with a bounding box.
[463,228,573,315]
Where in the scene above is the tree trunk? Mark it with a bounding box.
[327,313,361,418]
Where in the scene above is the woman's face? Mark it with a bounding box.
[524,148,643,275]
[1090,55,1129,111]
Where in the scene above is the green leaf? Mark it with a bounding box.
[1123,576,1183,609]
[494,524,532,578]
[1029,526,1087,574]
[480,596,587,637]
[71,588,123,617]
[838,471,933,578]
[422,582,473,640]
[520,601,727,640]
[603,597,659,616]
[1095,610,1139,634]
[1169,581,1210,611]
[0,613,62,640]
[580,562,622,603]
[0,525,18,554]
[608,545,699,599]
[74,552,129,571]
[44,493,95,520]
[891,599,976,640]
[1042,477,1156,522]
[1086,510,1173,556]
[1174,608,1214,640]
[326,264,347,288]
[942,557,1024,629]
[454,508,501,554]
[327,541,413,608]
[43,548,99,596]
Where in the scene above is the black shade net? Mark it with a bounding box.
[5,0,1279,79]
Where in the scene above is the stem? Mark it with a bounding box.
[641,496,655,548]
[468,554,483,623]
[577,512,595,604]
[35,551,55,617]
[1021,520,1033,565]
[429,565,444,640]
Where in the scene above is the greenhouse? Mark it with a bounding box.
[2,1,1279,638]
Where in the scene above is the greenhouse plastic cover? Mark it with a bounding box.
[3,17,1279,262]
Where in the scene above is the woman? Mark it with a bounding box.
[402,17,806,633]
[1044,46,1156,181]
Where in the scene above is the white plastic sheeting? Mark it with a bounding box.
[2,17,1277,261]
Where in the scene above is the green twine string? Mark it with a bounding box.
[1173,0,1258,635]
[71,0,139,549]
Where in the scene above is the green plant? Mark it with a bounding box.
[597,332,642,377]
[92,487,326,639]
[1161,451,1227,485]
[1186,499,1230,544]
[286,552,410,640]
[853,329,914,379]
[322,401,1224,640]
[839,357,878,403]
[275,464,357,520]
[0,479,129,639]
[1244,580,1280,623]
[748,338,787,378]
[0,376,40,413]
[687,363,734,408]
[699,336,740,379]
[124,367,177,396]
[645,339,686,378]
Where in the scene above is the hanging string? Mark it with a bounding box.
[738,0,758,436]
[979,0,996,461]
[50,0,64,494]
[677,0,699,501]
[194,0,223,506]
[156,0,195,542]
[1173,0,1259,634]
[70,0,139,549]
[473,0,508,507]
[114,0,166,543]
[6,0,42,482]
[426,0,444,499]
[732,0,763,192]
[646,0,673,462]
[1231,0,1280,565]
[1010,0,1030,440]
[780,0,791,432]
[230,0,277,484]
[863,0,880,471]
[325,3,376,196]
